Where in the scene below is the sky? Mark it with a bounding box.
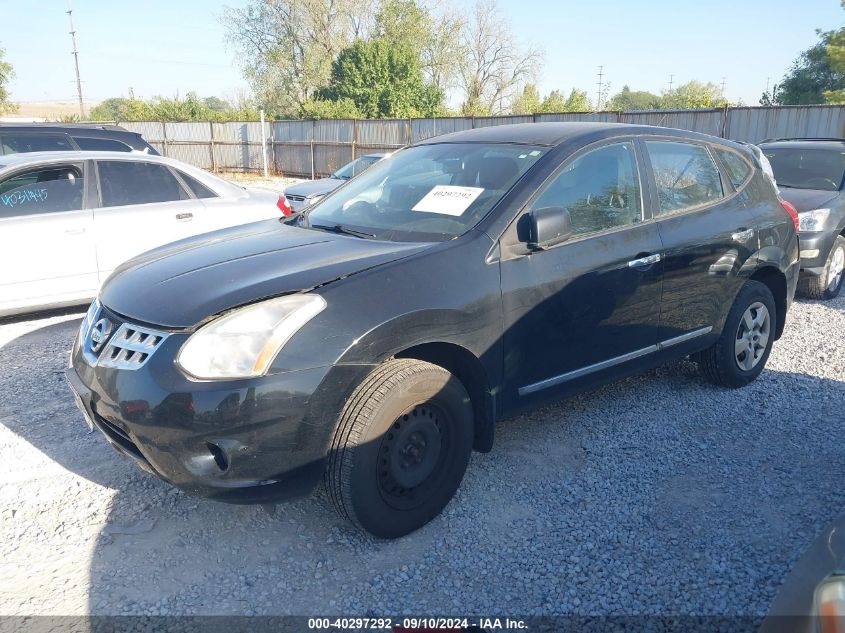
[0,0,843,109]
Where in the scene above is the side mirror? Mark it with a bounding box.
[528,206,572,250]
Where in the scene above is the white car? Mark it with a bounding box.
[0,151,285,317]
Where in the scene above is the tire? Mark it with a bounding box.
[798,235,845,300]
[325,358,474,538]
[695,280,777,388]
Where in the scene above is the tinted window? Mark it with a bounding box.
[646,141,724,215]
[715,149,752,188]
[2,133,73,154]
[0,164,84,218]
[763,148,845,192]
[98,161,190,207]
[306,143,545,242]
[332,155,382,180]
[530,142,642,237]
[72,136,132,152]
[177,171,217,199]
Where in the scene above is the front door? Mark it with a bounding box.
[499,140,664,408]
[0,161,98,312]
[93,159,201,279]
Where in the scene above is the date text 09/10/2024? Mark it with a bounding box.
[306,617,528,630]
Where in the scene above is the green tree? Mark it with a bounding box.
[511,84,541,114]
[766,33,845,104]
[608,85,662,111]
[318,38,444,118]
[543,88,590,112]
[661,80,726,109]
[0,46,16,115]
[90,97,154,122]
[299,97,362,119]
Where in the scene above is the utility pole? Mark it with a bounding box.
[596,66,604,111]
[720,76,727,96]
[765,77,771,94]
[66,0,85,119]
[668,74,674,92]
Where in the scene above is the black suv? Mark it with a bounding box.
[67,123,799,538]
[0,123,158,155]
[760,138,845,299]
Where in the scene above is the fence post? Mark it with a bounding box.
[259,110,268,178]
[721,104,730,138]
[471,114,475,129]
[310,120,316,180]
[352,118,357,160]
[161,121,168,157]
[209,121,216,173]
[406,117,412,145]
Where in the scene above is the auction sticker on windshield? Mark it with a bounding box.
[412,185,484,216]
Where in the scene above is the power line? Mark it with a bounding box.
[66,0,84,118]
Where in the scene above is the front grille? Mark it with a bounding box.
[98,323,168,370]
[285,194,306,202]
[80,300,169,370]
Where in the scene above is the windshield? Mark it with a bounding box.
[763,148,845,191]
[332,155,382,180]
[304,143,546,242]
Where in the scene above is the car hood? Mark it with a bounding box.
[778,187,840,212]
[284,178,344,198]
[100,219,429,328]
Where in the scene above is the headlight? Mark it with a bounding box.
[307,194,324,206]
[798,208,830,232]
[176,294,326,380]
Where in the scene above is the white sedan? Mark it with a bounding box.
[0,151,287,317]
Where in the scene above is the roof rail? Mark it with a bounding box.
[759,137,845,144]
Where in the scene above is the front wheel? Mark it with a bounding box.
[799,235,845,300]
[694,280,777,388]
[325,359,474,538]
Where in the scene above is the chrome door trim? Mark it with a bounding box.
[628,253,662,268]
[517,326,713,396]
[518,345,657,396]
[657,326,713,350]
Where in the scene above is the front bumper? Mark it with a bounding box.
[67,317,374,504]
[798,230,837,276]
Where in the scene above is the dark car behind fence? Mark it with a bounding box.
[122,105,845,179]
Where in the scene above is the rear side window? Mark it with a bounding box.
[98,161,190,207]
[715,148,752,188]
[646,141,724,216]
[530,142,642,238]
[0,164,84,218]
[1,133,73,154]
[72,137,132,152]
[177,171,217,199]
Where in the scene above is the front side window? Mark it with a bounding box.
[98,160,190,207]
[529,142,642,238]
[0,164,84,218]
[331,155,383,180]
[304,143,545,241]
[646,141,724,216]
[72,137,132,152]
[2,133,73,154]
[763,148,845,192]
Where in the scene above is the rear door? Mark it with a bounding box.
[499,140,664,407]
[0,161,97,310]
[93,159,201,279]
[641,138,759,343]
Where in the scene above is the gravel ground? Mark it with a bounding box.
[0,294,843,618]
[222,172,305,192]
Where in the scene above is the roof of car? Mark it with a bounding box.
[758,138,845,150]
[0,150,169,167]
[413,121,723,147]
[0,122,129,133]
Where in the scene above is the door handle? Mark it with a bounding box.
[732,228,754,243]
[628,253,662,268]
[175,212,193,221]
[64,228,86,235]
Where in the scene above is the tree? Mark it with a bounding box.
[318,38,444,118]
[510,84,541,115]
[543,88,590,112]
[89,93,260,122]
[765,32,845,104]
[0,46,16,115]
[458,0,542,115]
[661,80,726,109]
[608,85,662,111]
[374,0,463,94]
[223,0,378,116]
[299,96,362,119]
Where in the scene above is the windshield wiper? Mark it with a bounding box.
[311,223,376,239]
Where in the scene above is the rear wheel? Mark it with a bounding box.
[695,280,777,388]
[325,359,473,538]
[799,235,845,300]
